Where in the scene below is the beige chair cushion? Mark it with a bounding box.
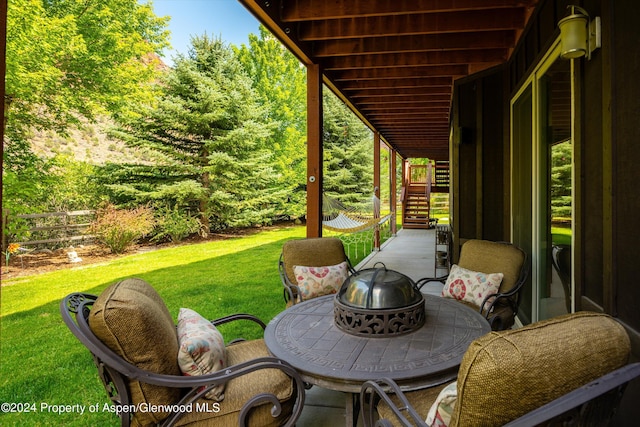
[457,240,525,293]
[175,339,295,427]
[450,312,630,426]
[376,312,630,427]
[89,278,181,426]
[282,237,348,285]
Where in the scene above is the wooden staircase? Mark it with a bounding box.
[401,161,449,229]
[402,185,432,229]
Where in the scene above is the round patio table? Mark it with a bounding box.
[264,293,490,426]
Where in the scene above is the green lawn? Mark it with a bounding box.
[0,225,306,426]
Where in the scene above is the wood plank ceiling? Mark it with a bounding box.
[239,0,539,160]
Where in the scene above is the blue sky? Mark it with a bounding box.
[149,0,261,64]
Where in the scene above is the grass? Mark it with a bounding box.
[552,226,572,246]
[0,225,306,426]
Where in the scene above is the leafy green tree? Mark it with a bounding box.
[4,0,169,155]
[106,36,282,232]
[235,27,307,220]
[2,0,169,244]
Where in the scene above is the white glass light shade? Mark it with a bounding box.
[559,12,588,59]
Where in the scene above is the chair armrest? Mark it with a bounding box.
[415,275,447,290]
[211,314,268,344]
[503,363,640,427]
[479,288,517,314]
[211,313,267,330]
[279,254,302,305]
[164,356,307,427]
[360,378,428,427]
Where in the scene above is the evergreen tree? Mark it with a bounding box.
[322,90,374,207]
[105,36,281,232]
[551,140,572,220]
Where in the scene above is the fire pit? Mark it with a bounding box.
[334,263,425,337]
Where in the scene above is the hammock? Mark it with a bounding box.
[322,194,391,233]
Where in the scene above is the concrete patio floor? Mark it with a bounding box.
[295,227,440,426]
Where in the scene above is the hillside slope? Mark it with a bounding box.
[30,116,159,165]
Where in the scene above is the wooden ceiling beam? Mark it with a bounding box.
[360,106,451,114]
[380,128,449,133]
[368,113,450,120]
[330,65,468,81]
[378,121,449,132]
[340,77,452,91]
[383,136,450,140]
[379,127,450,133]
[298,9,526,41]
[282,0,536,21]
[357,98,451,106]
[313,31,516,57]
[340,82,452,91]
[343,86,451,100]
[378,127,449,133]
[321,49,507,71]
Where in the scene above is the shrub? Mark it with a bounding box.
[153,205,201,243]
[88,204,154,253]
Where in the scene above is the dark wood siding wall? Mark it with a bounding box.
[452,0,640,422]
[453,79,478,249]
[608,2,640,419]
[454,0,640,341]
[480,71,506,242]
[450,65,507,261]
[576,0,640,351]
[607,0,640,339]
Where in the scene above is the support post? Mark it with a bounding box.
[390,150,397,236]
[373,132,381,250]
[306,64,323,238]
[0,0,7,236]
[401,158,409,228]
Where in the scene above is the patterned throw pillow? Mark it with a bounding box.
[426,381,457,427]
[441,264,503,308]
[177,308,226,401]
[293,261,350,300]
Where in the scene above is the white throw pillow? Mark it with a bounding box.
[177,308,226,401]
[293,261,349,300]
[441,264,503,308]
[426,381,457,427]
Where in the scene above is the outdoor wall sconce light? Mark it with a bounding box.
[559,5,601,60]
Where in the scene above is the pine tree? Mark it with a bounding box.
[322,90,374,207]
[105,36,282,232]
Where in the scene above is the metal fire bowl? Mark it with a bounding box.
[333,296,425,337]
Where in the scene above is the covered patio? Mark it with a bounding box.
[238,0,538,238]
[239,0,640,423]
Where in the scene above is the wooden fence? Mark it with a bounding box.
[2,210,95,248]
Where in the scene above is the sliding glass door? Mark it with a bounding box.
[511,40,574,323]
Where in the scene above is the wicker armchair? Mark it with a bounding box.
[278,237,356,306]
[416,239,528,330]
[60,278,305,427]
[360,312,639,427]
